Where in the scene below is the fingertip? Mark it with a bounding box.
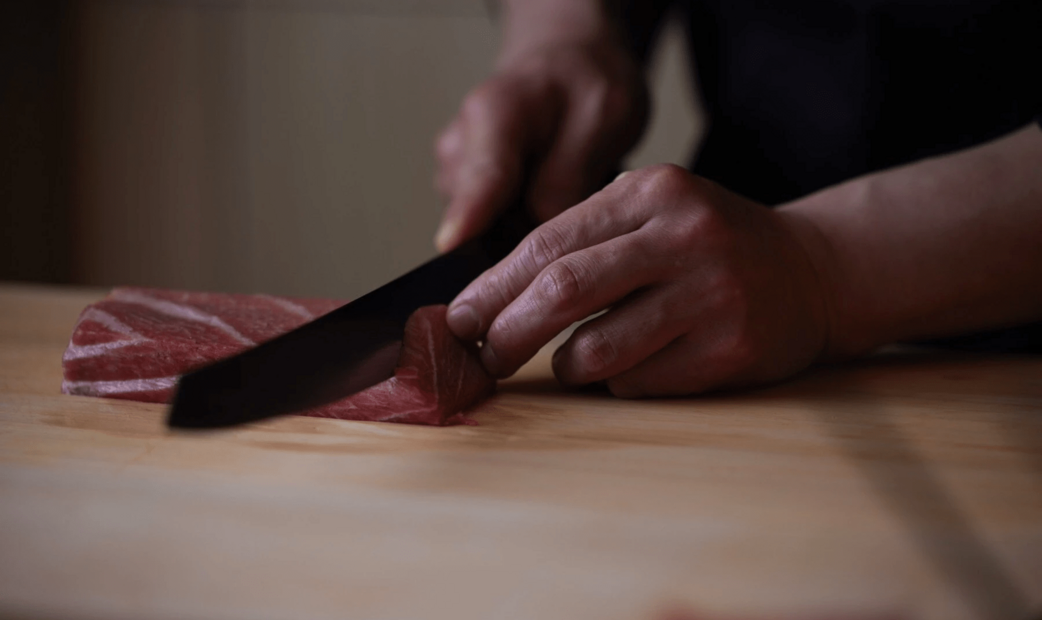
[434,217,461,253]
[446,303,482,340]
[551,344,584,387]
[480,340,506,378]
[551,345,568,380]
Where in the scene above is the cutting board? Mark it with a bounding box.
[1,282,1041,620]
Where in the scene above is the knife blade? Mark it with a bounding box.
[167,206,534,429]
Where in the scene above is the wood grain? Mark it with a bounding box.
[1,283,1040,620]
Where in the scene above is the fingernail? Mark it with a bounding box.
[551,347,570,383]
[551,346,565,373]
[434,218,459,252]
[614,171,630,182]
[447,303,481,339]
[481,341,501,377]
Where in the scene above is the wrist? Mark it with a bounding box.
[497,0,624,66]
[776,196,877,362]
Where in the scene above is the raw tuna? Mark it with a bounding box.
[62,287,495,426]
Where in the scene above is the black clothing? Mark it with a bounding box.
[621,0,1042,352]
[678,0,1042,206]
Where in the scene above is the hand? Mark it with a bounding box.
[445,165,836,397]
[434,38,648,252]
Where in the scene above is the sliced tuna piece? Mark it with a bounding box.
[62,287,494,426]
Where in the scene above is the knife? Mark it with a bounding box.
[167,205,534,429]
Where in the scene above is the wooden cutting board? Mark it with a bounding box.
[1,282,1040,620]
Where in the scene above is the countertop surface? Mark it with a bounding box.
[1,282,1040,620]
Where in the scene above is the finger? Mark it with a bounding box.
[479,232,667,378]
[436,160,516,253]
[447,177,649,341]
[434,118,464,196]
[550,284,690,386]
[435,117,463,165]
[435,81,559,252]
[604,330,740,398]
[435,164,454,198]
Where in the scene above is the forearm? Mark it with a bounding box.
[781,124,1042,358]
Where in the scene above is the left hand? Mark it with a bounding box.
[445,164,836,397]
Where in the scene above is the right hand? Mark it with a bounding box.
[434,37,649,252]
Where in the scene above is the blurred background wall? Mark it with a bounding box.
[2,0,703,300]
[0,2,73,284]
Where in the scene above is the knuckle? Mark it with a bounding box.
[520,226,570,273]
[435,126,458,158]
[660,203,729,255]
[482,270,520,318]
[538,258,589,309]
[643,163,693,197]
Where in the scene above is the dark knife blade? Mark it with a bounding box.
[167,207,533,429]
